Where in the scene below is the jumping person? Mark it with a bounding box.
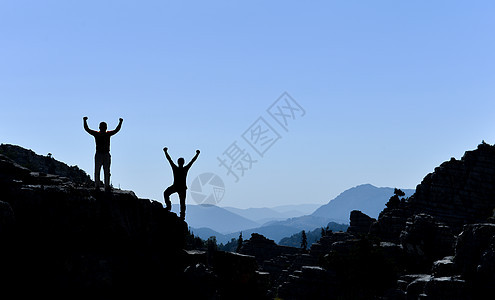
[83,116,123,191]
[163,147,200,219]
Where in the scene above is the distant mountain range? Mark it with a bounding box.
[186,184,415,244]
[311,184,415,223]
[223,203,321,224]
[172,204,260,234]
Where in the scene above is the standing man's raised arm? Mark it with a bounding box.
[83,116,97,135]
[186,150,200,168]
[163,147,175,167]
[109,118,123,136]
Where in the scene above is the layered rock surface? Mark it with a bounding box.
[0,153,187,297]
[407,143,495,233]
[0,150,269,299]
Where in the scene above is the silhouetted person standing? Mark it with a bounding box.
[83,116,123,191]
[163,147,200,219]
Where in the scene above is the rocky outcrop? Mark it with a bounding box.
[309,231,357,259]
[372,143,495,245]
[0,145,274,299]
[277,266,338,300]
[4,140,495,299]
[370,206,413,243]
[347,210,376,234]
[451,223,495,298]
[239,232,303,293]
[240,233,301,265]
[408,143,495,233]
[400,213,455,271]
[276,143,495,299]
[183,250,270,299]
[0,144,92,185]
[396,274,470,300]
[0,154,187,297]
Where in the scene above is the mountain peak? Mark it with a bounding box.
[312,184,414,223]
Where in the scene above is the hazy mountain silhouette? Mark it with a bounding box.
[189,185,413,243]
[312,184,415,223]
[261,215,335,229]
[172,204,260,234]
[193,224,313,245]
[223,203,321,224]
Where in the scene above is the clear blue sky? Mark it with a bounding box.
[1,1,494,208]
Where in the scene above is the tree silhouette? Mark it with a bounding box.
[236,232,243,253]
[385,188,407,209]
[301,230,308,251]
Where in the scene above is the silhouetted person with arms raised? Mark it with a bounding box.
[83,116,123,191]
[163,147,200,219]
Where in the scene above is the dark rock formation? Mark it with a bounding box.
[0,152,187,297]
[239,233,301,265]
[309,231,356,259]
[277,266,338,300]
[3,141,495,299]
[400,213,455,271]
[408,143,495,233]
[239,232,304,293]
[372,143,495,244]
[370,206,412,243]
[0,144,92,185]
[347,209,376,234]
[432,256,455,277]
[451,223,495,297]
[0,146,272,299]
[397,274,470,300]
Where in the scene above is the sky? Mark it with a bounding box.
[1,1,494,208]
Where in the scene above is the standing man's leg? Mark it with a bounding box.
[163,185,175,211]
[178,190,186,220]
[103,153,111,191]
[94,153,103,189]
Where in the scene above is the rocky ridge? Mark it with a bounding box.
[235,143,495,299]
[3,142,495,299]
[0,151,268,299]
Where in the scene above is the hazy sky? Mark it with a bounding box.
[1,1,494,208]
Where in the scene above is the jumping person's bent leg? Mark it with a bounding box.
[163,185,176,211]
[178,190,187,220]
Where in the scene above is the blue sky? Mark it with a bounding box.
[1,1,494,208]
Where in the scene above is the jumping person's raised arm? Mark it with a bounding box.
[163,147,176,167]
[108,118,123,136]
[186,150,200,169]
[83,116,98,136]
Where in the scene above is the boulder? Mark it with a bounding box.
[277,266,338,300]
[347,210,376,234]
[423,276,471,300]
[370,207,412,243]
[432,256,455,277]
[454,223,495,276]
[400,213,455,272]
[240,233,300,265]
[405,274,431,299]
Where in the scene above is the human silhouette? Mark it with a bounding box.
[163,147,200,219]
[83,116,123,191]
